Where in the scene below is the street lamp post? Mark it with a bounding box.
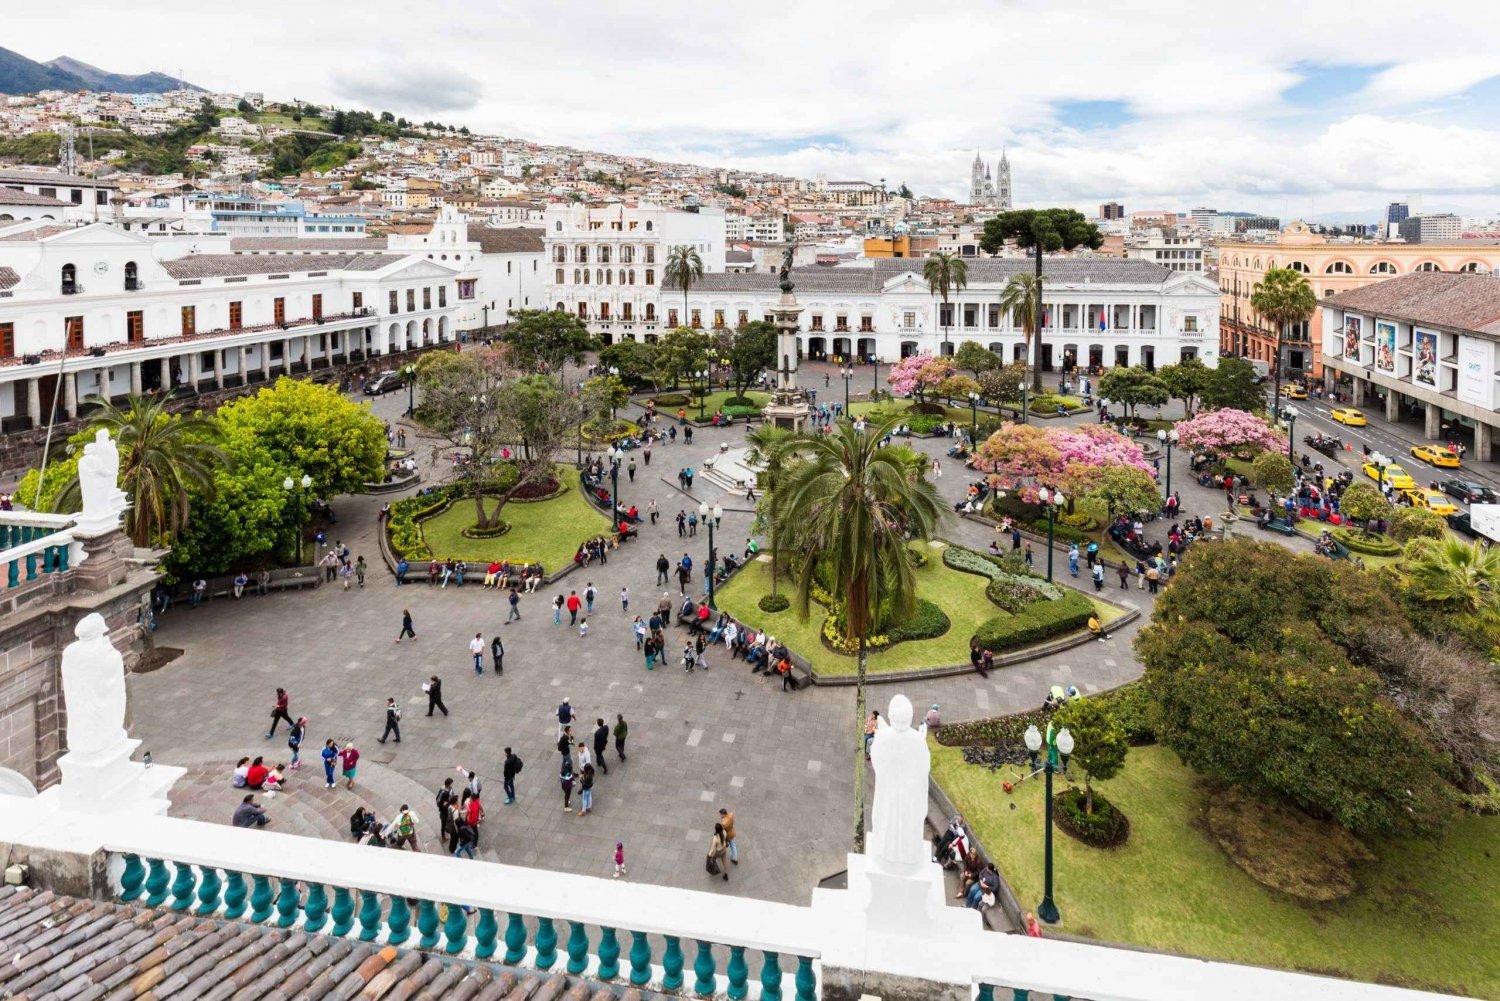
[1019,381,1029,424]
[1037,487,1065,583]
[1156,428,1179,500]
[608,365,621,424]
[1370,450,1390,494]
[403,364,416,417]
[699,500,724,608]
[842,364,854,417]
[696,368,709,421]
[968,390,981,443]
[1283,405,1298,464]
[281,473,313,565]
[608,445,625,522]
[1024,721,1076,926]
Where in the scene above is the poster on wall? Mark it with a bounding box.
[1458,340,1491,407]
[1415,329,1438,387]
[1344,313,1362,361]
[1375,320,1396,372]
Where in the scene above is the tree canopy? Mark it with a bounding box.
[1051,698,1128,813]
[503,309,596,375]
[953,340,1000,379]
[717,321,777,400]
[598,338,661,389]
[1097,366,1168,418]
[1173,408,1284,459]
[1157,357,1211,417]
[1199,357,1266,413]
[655,326,712,390]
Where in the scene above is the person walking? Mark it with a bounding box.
[613,714,628,762]
[560,757,575,811]
[656,554,670,585]
[452,818,478,859]
[502,747,522,804]
[507,587,522,623]
[620,587,629,613]
[578,763,595,816]
[469,632,484,674]
[265,688,294,739]
[593,718,610,775]
[1117,562,1129,589]
[321,739,339,789]
[718,807,739,865]
[287,716,306,770]
[552,593,564,625]
[627,458,637,482]
[1091,562,1105,592]
[426,675,448,716]
[490,635,504,674]
[396,609,416,643]
[566,591,581,625]
[557,697,575,736]
[436,777,458,842]
[708,823,730,881]
[676,511,686,537]
[379,697,402,744]
[1067,543,1080,578]
[614,841,627,878]
[584,583,596,615]
[355,555,367,588]
[1024,543,1034,568]
[339,741,359,789]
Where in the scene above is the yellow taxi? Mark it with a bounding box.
[1363,462,1415,490]
[1330,407,1367,426]
[1280,385,1308,399]
[1410,444,1461,468]
[1403,488,1459,515]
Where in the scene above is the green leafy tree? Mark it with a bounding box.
[1339,481,1388,531]
[719,321,777,401]
[581,373,630,428]
[998,273,1046,391]
[1403,537,1500,621]
[216,377,384,499]
[1096,366,1168,418]
[922,252,968,357]
[166,436,291,576]
[1051,699,1128,814]
[897,183,914,200]
[1250,451,1295,498]
[1388,506,1448,544]
[502,308,596,377]
[330,109,348,134]
[15,436,83,514]
[598,338,661,391]
[1199,357,1266,413]
[743,424,804,598]
[938,374,981,403]
[977,361,1028,406]
[655,326,712,390]
[1069,464,1161,518]
[193,97,220,133]
[980,209,1103,389]
[236,99,254,114]
[380,111,395,123]
[953,340,1000,380]
[1157,357,1211,417]
[663,245,704,316]
[777,420,945,852]
[1250,268,1318,406]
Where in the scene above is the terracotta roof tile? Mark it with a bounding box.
[0,267,19,289]
[161,253,393,279]
[1324,271,1500,336]
[466,224,544,254]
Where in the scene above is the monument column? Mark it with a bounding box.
[761,248,812,432]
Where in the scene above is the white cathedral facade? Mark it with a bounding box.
[969,150,1012,209]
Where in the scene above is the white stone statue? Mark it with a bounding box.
[868,694,930,869]
[74,428,127,533]
[59,613,129,760]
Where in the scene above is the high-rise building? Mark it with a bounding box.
[1099,201,1125,220]
[1398,213,1461,243]
[1189,206,1217,231]
[1386,201,1410,230]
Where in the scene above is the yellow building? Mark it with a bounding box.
[863,234,911,258]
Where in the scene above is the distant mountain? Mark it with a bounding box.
[0,46,200,95]
[44,56,200,94]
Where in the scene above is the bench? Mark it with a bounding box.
[174,568,319,602]
[1257,515,1298,536]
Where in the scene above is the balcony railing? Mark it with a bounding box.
[125,278,144,291]
[1,511,81,589]
[61,282,84,295]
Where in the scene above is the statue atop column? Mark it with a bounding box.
[779,244,796,294]
[59,613,128,761]
[74,428,128,535]
[868,694,930,870]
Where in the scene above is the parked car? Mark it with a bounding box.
[1402,488,1459,516]
[1440,479,1497,504]
[1410,444,1461,468]
[1329,407,1366,427]
[1279,385,1308,400]
[1362,462,1415,490]
[1448,511,1477,537]
[364,371,406,395]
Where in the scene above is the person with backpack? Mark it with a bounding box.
[287,717,306,770]
[389,805,420,851]
[593,719,610,775]
[502,747,522,804]
[379,697,401,744]
[436,777,458,841]
[452,818,478,859]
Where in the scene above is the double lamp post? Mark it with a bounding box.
[1024,721,1076,926]
[699,500,723,608]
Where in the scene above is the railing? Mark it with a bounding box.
[105,814,819,1000]
[0,512,81,589]
[62,282,84,295]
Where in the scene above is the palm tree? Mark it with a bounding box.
[776,419,944,852]
[922,252,968,358]
[742,423,803,597]
[999,272,1045,395]
[664,245,704,322]
[1404,536,1500,621]
[55,394,225,547]
[1250,267,1317,409]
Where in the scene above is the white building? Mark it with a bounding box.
[680,258,1218,370]
[543,202,725,343]
[1128,234,1204,273]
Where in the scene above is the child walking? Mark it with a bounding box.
[613,841,627,878]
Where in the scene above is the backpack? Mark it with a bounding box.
[512,755,523,774]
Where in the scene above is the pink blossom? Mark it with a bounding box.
[977,422,1154,502]
[1174,408,1286,459]
[886,354,955,401]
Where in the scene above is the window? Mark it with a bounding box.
[668,308,679,327]
[179,307,194,337]
[604,270,612,286]
[599,303,611,320]
[124,261,139,290]
[903,311,916,328]
[0,322,12,358]
[61,263,77,291]
[388,290,398,314]
[407,289,416,311]
[939,303,954,327]
[597,269,605,284]
[65,315,84,350]
[576,246,589,263]
[229,301,243,329]
[554,246,566,263]
[599,246,611,264]
[439,286,447,307]
[860,315,874,332]
[126,311,143,343]
[644,269,654,285]
[583,270,590,285]
[1415,261,1441,272]
[1325,261,1353,274]
[987,304,1000,327]
[622,246,634,263]
[623,303,634,321]
[577,303,589,320]
[422,287,432,310]
[738,310,749,326]
[645,304,656,322]
[352,292,363,311]
[810,314,824,331]
[311,294,322,321]
[1287,261,1310,273]
[714,310,726,329]
[691,310,702,329]
[556,268,565,284]
[1369,261,1396,274]
[1459,262,1487,273]
[1183,316,1198,333]
[645,246,656,264]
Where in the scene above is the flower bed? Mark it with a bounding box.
[943,544,1095,650]
[1329,525,1401,556]
[1054,788,1131,848]
[934,705,1056,746]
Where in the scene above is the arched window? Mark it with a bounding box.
[582,270,590,285]
[1369,261,1397,275]
[599,246,611,264]
[554,221,562,231]
[1459,262,1488,273]
[645,303,656,321]
[1267,259,1276,269]
[596,268,604,284]
[1415,261,1441,272]
[645,220,653,231]
[1325,261,1353,274]
[61,263,77,291]
[1231,256,1240,267]
[605,270,612,285]
[618,269,625,284]
[1287,261,1310,273]
[555,268,565,284]
[628,269,635,285]
[124,260,138,290]
[555,301,565,311]
[574,268,581,284]
[1253,258,1261,269]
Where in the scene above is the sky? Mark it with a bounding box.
[10,0,1500,220]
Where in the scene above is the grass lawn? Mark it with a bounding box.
[932,740,1499,997]
[716,543,1116,677]
[691,389,770,415]
[418,467,611,568]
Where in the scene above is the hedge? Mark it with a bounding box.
[888,598,950,642]
[1329,525,1401,556]
[724,405,762,418]
[758,593,790,613]
[973,588,1094,651]
[1054,788,1131,848]
[649,394,690,407]
[934,706,1055,746]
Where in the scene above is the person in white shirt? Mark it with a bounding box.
[469,633,484,675]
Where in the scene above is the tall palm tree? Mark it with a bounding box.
[56,393,225,547]
[999,272,1046,394]
[776,419,944,852]
[1404,536,1500,621]
[1250,267,1317,409]
[664,245,704,323]
[742,423,802,597]
[922,252,968,358]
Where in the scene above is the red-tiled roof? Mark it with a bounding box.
[466,225,544,254]
[1324,272,1500,336]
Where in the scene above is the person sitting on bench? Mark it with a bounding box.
[618,519,638,541]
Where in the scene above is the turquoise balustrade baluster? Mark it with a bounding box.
[249,874,274,922]
[565,921,588,975]
[442,902,468,954]
[303,883,328,933]
[195,866,222,916]
[759,951,783,1001]
[1011,990,1031,1001]
[795,956,817,1001]
[168,861,196,911]
[386,896,411,945]
[534,916,557,969]
[222,871,247,919]
[502,912,526,964]
[357,890,382,941]
[693,940,717,997]
[596,927,620,980]
[143,858,170,907]
[57,544,69,571]
[275,878,301,927]
[975,986,994,1001]
[8,558,19,587]
[25,552,36,580]
[727,945,749,1000]
[628,930,652,987]
[118,854,145,901]
[474,908,498,959]
[419,900,442,949]
[662,936,684,991]
[331,887,355,936]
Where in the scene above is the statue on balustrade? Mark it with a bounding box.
[868,694,930,869]
[74,428,127,533]
[60,612,128,760]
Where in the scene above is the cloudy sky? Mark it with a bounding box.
[11,0,1500,219]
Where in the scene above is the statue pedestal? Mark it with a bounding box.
[54,739,183,816]
[69,526,131,593]
[845,851,978,938]
[762,390,811,432]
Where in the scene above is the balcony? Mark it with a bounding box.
[61,282,84,295]
[125,279,144,292]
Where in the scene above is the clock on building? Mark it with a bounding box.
[93,261,110,275]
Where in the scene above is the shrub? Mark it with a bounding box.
[724,396,758,407]
[1094,683,1158,745]
[758,593,790,613]
[1058,510,1099,530]
[934,706,1056,746]
[1329,525,1401,556]
[1054,788,1130,847]
[902,412,951,434]
[651,393,690,407]
[888,599,949,641]
[972,589,1094,651]
[1389,506,1447,543]
[461,522,511,539]
[724,405,762,418]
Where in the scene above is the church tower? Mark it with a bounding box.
[970,151,987,205]
[996,148,1012,210]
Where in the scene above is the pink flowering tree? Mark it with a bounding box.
[886,354,956,410]
[1174,408,1286,459]
[977,422,1154,509]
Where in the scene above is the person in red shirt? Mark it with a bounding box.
[244,756,270,790]
[696,603,711,625]
[485,561,502,588]
[566,591,582,625]
[618,520,637,541]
